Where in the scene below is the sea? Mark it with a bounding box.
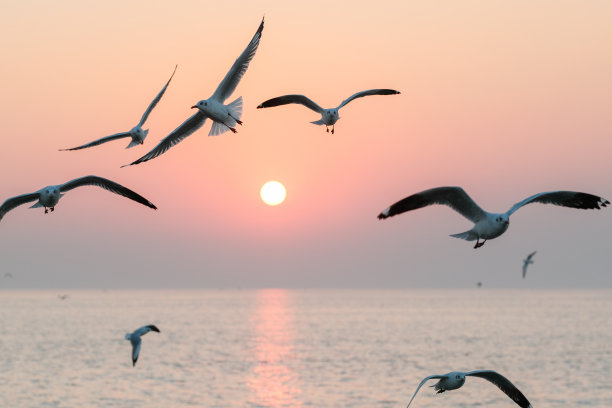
[0,289,610,408]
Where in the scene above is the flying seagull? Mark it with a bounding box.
[125,324,160,366]
[60,65,177,151]
[257,89,400,134]
[0,175,157,222]
[406,370,533,408]
[522,251,537,279]
[378,187,609,248]
[123,17,264,167]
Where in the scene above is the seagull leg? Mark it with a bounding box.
[473,239,486,249]
[331,125,335,134]
[50,207,55,212]
[224,123,238,133]
[44,208,49,214]
[326,126,329,133]
[228,113,243,125]
[436,390,446,394]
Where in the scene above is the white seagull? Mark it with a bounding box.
[124,17,264,167]
[378,186,609,248]
[406,370,533,408]
[60,65,177,151]
[125,324,160,366]
[0,175,157,222]
[522,251,537,279]
[257,89,400,134]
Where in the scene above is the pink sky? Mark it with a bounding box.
[0,1,611,288]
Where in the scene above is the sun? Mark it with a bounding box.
[260,181,286,206]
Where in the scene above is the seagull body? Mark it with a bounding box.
[125,324,160,366]
[406,370,532,408]
[378,186,609,248]
[522,251,537,279]
[124,17,264,167]
[0,175,157,222]
[257,89,400,134]
[60,65,177,151]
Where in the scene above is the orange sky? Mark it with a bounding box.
[0,1,611,288]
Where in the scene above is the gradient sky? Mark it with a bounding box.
[1,0,611,289]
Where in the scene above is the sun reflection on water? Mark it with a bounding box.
[248,289,302,408]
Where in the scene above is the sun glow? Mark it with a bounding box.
[260,181,286,206]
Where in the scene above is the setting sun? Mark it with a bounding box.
[260,181,286,206]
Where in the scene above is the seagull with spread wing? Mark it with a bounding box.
[0,175,157,222]
[522,251,537,279]
[406,370,533,408]
[60,65,177,151]
[378,186,609,248]
[257,88,400,134]
[123,17,264,167]
[125,324,160,366]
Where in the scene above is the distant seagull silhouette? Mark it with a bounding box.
[378,187,609,248]
[522,251,537,279]
[60,65,177,151]
[58,294,68,300]
[125,324,160,366]
[406,370,533,408]
[257,89,400,134]
[123,18,264,167]
[0,175,157,222]
[477,281,482,288]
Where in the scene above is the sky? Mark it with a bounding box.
[0,0,611,289]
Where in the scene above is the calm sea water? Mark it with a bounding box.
[0,289,611,408]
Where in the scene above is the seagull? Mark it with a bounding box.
[58,294,69,300]
[0,175,157,222]
[60,65,177,151]
[378,186,609,248]
[257,89,400,134]
[125,324,160,366]
[406,370,533,408]
[522,251,537,279]
[477,281,482,288]
[123,17,264,167]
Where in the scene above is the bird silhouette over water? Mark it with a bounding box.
[406,370,533,408]
[125,324,160,366]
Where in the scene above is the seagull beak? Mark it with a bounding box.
[191,105,197,109]
[504,221,509,225]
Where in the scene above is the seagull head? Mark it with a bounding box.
[192,99,210,113]
[495,214,510,226]
[323,109,339,125]
[130,126,148,144]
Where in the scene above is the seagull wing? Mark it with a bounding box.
[0,192,40,222]
[133,324,160,337]
[59,132,132,151]
[526,251,537,261]
[131,336,142,366]
[123,111,207,166]
[506,191,609,216]
[138,65,177,127]
[522,262,528,279]
[337,88,400,109]
[257,94,324,113]
[378,186,487,223]
[59,176,157,209]
[406,375,445,408]
[211,17,264,102]
[466,370,533,408]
